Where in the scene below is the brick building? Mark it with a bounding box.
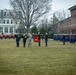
[58,5,76,34]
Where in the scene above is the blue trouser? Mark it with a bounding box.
[63,39,65,45]
[16,41,19,47]
[38,40,40,46]
[45,40,48,47]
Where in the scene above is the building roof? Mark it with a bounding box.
[69,5,76,11]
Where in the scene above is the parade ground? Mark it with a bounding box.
[0,39,76,75]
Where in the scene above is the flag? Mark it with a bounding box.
[34,36,39,42]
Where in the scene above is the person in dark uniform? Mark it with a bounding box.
[45,33,48,47]
[15,34,20,47]
[22,34,27,47]
[62,35,65,45]
[38,32,41,47]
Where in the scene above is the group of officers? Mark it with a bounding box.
[15,33,48,47]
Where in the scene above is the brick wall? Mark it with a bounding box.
[71,10,76,18]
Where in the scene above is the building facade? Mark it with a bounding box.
[0,9,19,34]
[57,5,76,34]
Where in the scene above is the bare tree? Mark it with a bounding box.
[9,0,52,33]
[48,10,71,34]
[53,10,71,21]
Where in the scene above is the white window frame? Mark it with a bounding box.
[0,27,3,33]
[5,27,8,33]
[9,27,13,33]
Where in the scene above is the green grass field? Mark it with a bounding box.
[0,39,76,75]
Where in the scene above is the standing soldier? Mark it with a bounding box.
[45,33,48,47]
[22,34,27,47]
[28,33,32,47]
[38,32,41,47]
[15,34,20,47]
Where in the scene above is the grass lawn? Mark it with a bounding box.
[0,39,76,75]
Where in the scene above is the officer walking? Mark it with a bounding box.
[62,35,65,45]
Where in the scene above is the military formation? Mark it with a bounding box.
[15,32,48,47]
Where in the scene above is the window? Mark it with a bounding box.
[0,27,3,33]
[6,11,10,17]
[3,20,6,24]
[10,27,13,33]
[16,21,17,24]
[3,12,6,17]
[7,13,9,17]
[11,20,13,24]
[0,20,1,23]
[5,27,8,33]
[7,20,9,24]
[0,11,1,17]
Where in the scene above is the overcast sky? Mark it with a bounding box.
[0,0,76,11]
[52,0,76,11]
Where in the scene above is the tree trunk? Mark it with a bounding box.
[27,27,31,34]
